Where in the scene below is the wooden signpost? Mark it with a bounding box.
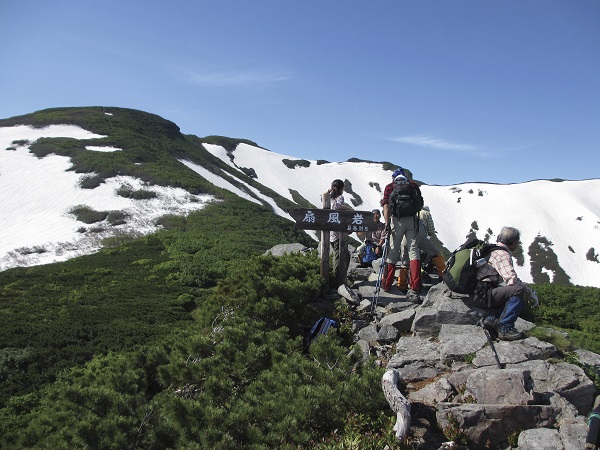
[289,208,380,233]
[290,201,379,289]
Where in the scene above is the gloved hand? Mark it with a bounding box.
[529,290,539,307]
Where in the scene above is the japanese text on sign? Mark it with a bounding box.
[291,208,378,232]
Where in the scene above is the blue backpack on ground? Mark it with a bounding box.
[361,241,379,265]
[302,317,339,352]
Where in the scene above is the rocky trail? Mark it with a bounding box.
[265,241,600,450]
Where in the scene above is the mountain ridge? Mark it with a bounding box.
[1,106,598,287]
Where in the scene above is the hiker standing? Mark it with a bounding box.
[397,206,445,291]
[397,218,446,292]
[323,179,353,284]
[478,226,539,341]
[381,168,424,303]
[418,206,436,238]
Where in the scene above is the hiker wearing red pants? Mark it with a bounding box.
[381,168,424,303]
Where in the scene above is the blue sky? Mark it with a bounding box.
[1,0,599,185]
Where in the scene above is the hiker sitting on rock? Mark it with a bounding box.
[477,226,539,341]
[356,208,386,266]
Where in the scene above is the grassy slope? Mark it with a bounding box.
[0,195,314,407]
[0,106,316,406]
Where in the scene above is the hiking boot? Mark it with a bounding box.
[497,325,524,341]
[406,289,423,304]
[397,267,409,292]
[482,316,497,331]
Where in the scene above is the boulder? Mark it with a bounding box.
[388,336,444,369]
[517,427,563,450]
[436,403,558,446]
[337,284,361,305]
[574,348,600,380]
[558,422,588,449]
[472,338,558,368]
[465,368,535,405]
[438,324,487,363]
[508,360,595,415]
[377,324,399,343]
[357,323,379,344]
[411,284,483,336]
[263,243,310,256]
[379,309,416,333]
[394,361,442,383]
[409,377,455,405]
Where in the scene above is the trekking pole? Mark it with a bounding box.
[477,318,504,369]
[484,328,504,369]
[370,236,389,317]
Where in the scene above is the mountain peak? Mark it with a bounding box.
[1,107,599,287]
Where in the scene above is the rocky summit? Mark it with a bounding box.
[269,242,600,449]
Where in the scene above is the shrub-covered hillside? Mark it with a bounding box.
[0,195,400,449]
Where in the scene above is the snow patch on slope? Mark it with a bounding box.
[0,125,212,270]
[203,143,388,209]
[85,145,122,152]
[206,142,600,287]
[2,127,599,287]
[179,158,291,219]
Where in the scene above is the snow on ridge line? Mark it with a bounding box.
[0,124,107,143]
[85,146,122,152]
[2,125,598,286]
[203,142,390,208]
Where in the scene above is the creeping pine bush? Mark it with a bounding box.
[16,246,47,255]
[116,183,158,199]
[79,175,104,189]
[107,210,129,226]
[70,205,109,224]
[1,253,391,449]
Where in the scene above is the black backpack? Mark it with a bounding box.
[443,237,507,295]
[389,177,423,218]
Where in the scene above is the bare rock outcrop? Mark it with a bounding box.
[343,256,597,449]
[265,245,598,449]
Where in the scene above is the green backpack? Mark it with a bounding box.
[443,237,506,295]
